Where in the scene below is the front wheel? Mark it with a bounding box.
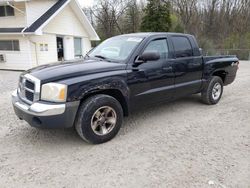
[75,94,123,144]
[201,76,224,105]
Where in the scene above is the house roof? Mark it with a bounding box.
[0,0,100,40]
[0,27,24,33]
[24,0,68,33]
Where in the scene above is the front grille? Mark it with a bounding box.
[18,75,36,104]
[25,90,34,101]
[25,80,35,90]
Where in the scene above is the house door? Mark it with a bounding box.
[57,37,64,61]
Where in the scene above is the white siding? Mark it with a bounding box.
[0,2,26,28]
[25,0,56,26]
[0,36,32,70]
[0,34,58,70]
[0,1,57,28]
[0,1,95,70]
[44,5,93,58]
[43,5,89,37]
[29,34,57,66]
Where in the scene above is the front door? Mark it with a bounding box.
[57,37,64,61]
[128,38,175,110]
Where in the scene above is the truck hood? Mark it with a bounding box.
[26,59,127,83]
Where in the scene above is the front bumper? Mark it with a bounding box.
[12,90,79,128]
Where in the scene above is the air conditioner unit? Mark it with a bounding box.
[0,54,6,63]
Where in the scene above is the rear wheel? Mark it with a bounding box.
[75,94,123,144]
[201,76,223,105]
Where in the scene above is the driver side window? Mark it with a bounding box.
[144,39,169,59]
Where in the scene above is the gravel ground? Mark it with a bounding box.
[0,62,249,188]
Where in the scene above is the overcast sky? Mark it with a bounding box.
[78,0,94,7]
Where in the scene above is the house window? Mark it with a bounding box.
[44,44,48,51]
[0,6,15,17]
[74,37,82,58]
[39,44,44,51]
[0,40,20,51]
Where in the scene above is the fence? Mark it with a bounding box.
[204,49,250,60]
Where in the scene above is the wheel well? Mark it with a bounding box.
[213,71,227,83]
[81,89,129,117]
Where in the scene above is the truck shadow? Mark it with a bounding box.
[124,94,202,120]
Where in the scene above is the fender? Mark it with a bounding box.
[76,77,129,101]
[61,71,129,103]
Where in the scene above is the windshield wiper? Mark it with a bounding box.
[94,55,107,60]
[94,55,113,62]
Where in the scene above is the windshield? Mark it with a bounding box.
[88,36,144,61]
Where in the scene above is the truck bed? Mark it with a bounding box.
[202,55,239,86]
[203,55,238,63]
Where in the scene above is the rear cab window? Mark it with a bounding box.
[172,36,193,58]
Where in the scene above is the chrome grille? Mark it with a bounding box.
[25,80,35,90]
[25,90,34,101]
[18,74,40,104]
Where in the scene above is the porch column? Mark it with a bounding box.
[63,36,74,61]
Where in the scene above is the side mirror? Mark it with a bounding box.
[134,51,160,66]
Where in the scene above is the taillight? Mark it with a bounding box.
[232,61,239,69]
[237,61,239,69]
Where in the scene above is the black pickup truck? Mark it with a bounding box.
[12,33,239,144]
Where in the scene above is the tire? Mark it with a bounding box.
[75,94,123,144]
[201,76,224,105]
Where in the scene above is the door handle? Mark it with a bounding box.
[163,66,173,71]
[189,62,201,66]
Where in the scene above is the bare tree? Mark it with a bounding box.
[89,0,132,39]
[171,0,200,34]
[84,0,250,54]
[122,0,142,33]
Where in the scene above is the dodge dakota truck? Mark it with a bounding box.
[12,33,239,144]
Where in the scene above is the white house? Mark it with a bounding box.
[0,0,100,70]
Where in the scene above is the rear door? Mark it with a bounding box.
[170,35,203,97]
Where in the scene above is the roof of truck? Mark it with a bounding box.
[118,32,194,38]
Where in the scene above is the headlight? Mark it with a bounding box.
[41,83,67,102]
